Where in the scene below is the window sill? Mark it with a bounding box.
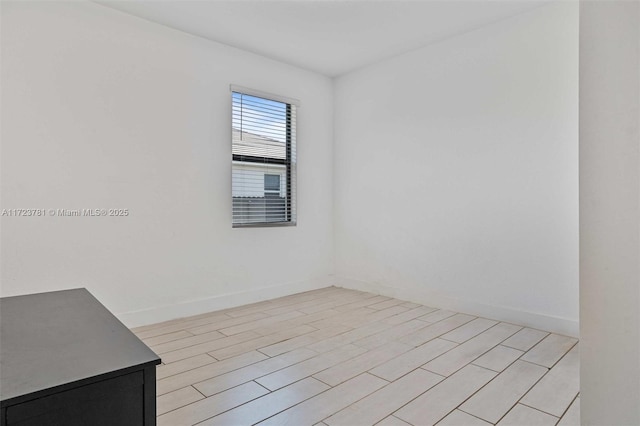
[232,221,297,228]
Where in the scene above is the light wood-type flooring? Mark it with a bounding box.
[131,287,580,426]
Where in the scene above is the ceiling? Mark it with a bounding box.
[96,1,547,77]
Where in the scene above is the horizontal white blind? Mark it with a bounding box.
[232,90,297,226]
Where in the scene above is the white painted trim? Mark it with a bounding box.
[118,273,579,337]
[230,84,300,107]
[116,275,332,328]
[335,276,579,338]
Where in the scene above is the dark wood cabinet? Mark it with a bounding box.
[0,289,161,425]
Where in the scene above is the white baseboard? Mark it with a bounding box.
[335,276,579,337]
[117,273,579,337]
[116,275,334,328]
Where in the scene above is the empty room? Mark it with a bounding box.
[1,1,638,425]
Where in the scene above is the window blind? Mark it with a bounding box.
[231,89,297,226]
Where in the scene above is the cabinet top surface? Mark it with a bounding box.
[0,288,160,404]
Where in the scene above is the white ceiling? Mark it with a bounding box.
[96,0,547,77]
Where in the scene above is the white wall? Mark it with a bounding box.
[0,1,581,336]
[0,1,334,326]
[579,1,640,424]
[334,3,579,336]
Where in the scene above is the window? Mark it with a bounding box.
[264,174,281,193]
[231,86,297,226]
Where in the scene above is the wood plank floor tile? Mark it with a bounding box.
[254,309,343,336]
[157,381,268,426]
[135,313,231,340]
[296,308,347,324]
[472,345,524,372]
[262,304,310,317]
[259,325,352,357]
[301,293,379,315]
[140,287,335,335]
[459,360,548,423]
[157,386,204,416]
[333,295,391,313]
[496,404,559,425]
[376,416,412,426]
[347,305,411,328]
[502,328,550,352]
[418,309,457,323]
[436,410,491,425]
[157,350,268,396]
[257,297,333,317]
[324,368,443,426]
[222,297,300,319]
[160,330,262,364]
[354,319,433,350]
[256,344,368,391]
[395,365,497,426]
[132,311,231,334]
[218,310,306,336]
[135,287,579,426]
[314,341,412,386]
[369,338,456,382]
[423,323,522,376]
[194,348,318,396]
[368,299,405,311]
[557,396,580,426]
[521,344,580,417]
[308,321,394,353]
[200,377,330,426]
[257,373,388,426]
[271,295,343,316]
[223,303,285,319]
[156,354,217,380]
[308,307,377,330]
[440,318,498,343]
[399,314,476,347]
[142,330,194,347]
[209,325,317,360]
[383,306,438,325]
[520,334,578,368]
[185,312,269,335]
[151,330,226,354]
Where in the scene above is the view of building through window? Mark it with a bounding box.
[231,91,296,226]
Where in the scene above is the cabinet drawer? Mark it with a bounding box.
[6,371,144,426]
